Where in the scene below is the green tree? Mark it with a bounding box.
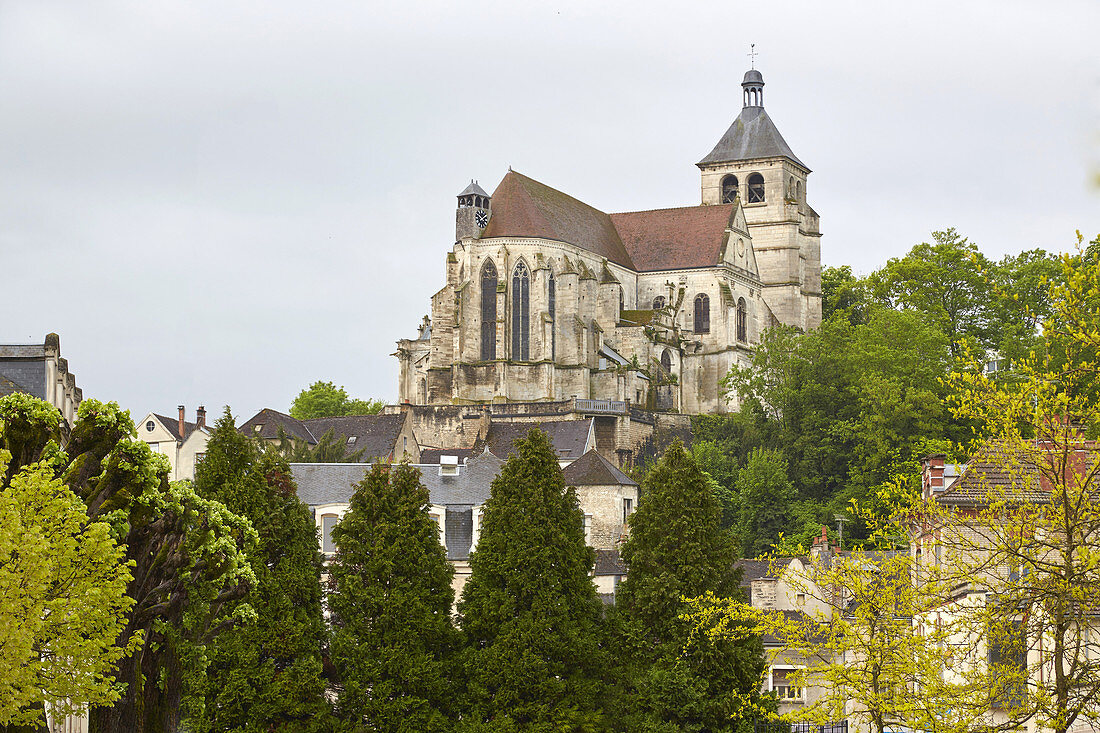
[458,429,608,731]
[328,462,457,732]
[869,228,997,355]
[187,410,333,732]
[689,440,739,530]
[0,400,136,730]
[616,441,765,732]
[289,381,385,419]
[821,264,873,326]
[735,448,796,558]
[0,395,257,733]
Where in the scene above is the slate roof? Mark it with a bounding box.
[594,549,626,576]
[301,414,406,461]
[0,364,42,398]
[238,409,407,462]
[562,449,637,487]
[481,171,636,269]
[486,420,593,462]
[459,180,489,197]
[291,451,505,507]
[698,105,807,170]
[610,204,736,272]
[735,558,779,589]
[420,448,476,464]
[152,413,205,442]
[238,408,314,442]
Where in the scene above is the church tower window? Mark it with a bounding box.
[736,298,747,342]
[653,295,666,310]
[660,348,672,375]
[512,261,530,361]
[694,294,710,334]
[548,271,556,360]
[721,175,739,204]
[480,260,497,360]
[748,173,765,203]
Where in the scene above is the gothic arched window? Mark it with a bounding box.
[512,261,530,361]
[736,297,747,342]
[548,271,556,360]
[660,349,672,375]
[748,173,765,204]
[480,260,497,360]
[694,293,710,334]
[721,175,739,204]
[653,295,666,310]
[796,180,802,201]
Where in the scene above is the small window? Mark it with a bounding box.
[652,295,666,310]
[796,180,802,201]
[771,668,803,701]
[623,497,633,524]
[148,443,159,454]
[194,452,206,466]
[346,436,357,445]
[660,349,672,375]
[145,420,155,432]
[321,514,339,554]
[584,514,593,545]
[254,424,264,433]
[694,293,710,334]
[721,175,739,204]
[748,173,765,203]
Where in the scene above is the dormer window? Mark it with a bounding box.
[254,424,264,433]
[346,436,357,445]
[747,173,765,203]
[721,175,739,204]
[440,455,459,476]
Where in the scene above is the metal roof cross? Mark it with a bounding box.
[748,43,758,69]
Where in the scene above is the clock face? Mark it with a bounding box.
[475,210,489,228]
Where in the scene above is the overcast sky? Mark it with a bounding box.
[2,0,1098,422]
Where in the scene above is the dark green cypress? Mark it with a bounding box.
[615,441,766,733]
[189,409,333,732]
[457,429,609,732]
[328,461,458,732]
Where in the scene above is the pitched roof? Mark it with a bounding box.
[937,444,1049,507]
[238,408,315,443]
[698,106,807,170]
[291,451,505,508]
[562,449,638,487]
[152,413,205,442]
[594,548,626,576]
[301,414,407,461]
[481,171,635,269]
[486,420,593,462]
[420,447,476,464]
[610,204,736,272]
[735,558,777,589]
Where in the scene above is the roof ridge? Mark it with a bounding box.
[611,203,734,216]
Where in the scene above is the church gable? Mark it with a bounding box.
[480,170,635,268]
[609,204,736,272]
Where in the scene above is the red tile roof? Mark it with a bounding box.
[610,204,736,272]
[482,171,635,268]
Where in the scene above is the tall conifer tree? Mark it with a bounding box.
[189,410,333,732]
[328,461,457,732]
[457,430,609,731]
[615,441,766,733]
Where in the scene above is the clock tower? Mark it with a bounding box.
[455,180,491,241]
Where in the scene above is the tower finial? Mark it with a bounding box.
[748,43,758,70]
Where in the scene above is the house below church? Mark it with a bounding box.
[396,67,821,416]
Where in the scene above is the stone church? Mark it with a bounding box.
[397,69,821,415]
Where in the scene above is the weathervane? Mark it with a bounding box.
[748,43,758,69]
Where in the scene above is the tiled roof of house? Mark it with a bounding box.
[486,419,593,462]
[301,414,406,462]
[610,204,736,272]
[153,413,205,443]
[291,450,505,508]
[481,171,636,269]
[735,558,777,589]
[594,548,626,576]
[238,408,314,443]
[562,449,637,487]
[937,444,1048,507]
[420,448,477,464]
[698,105,807,169]
[238,410,407,462]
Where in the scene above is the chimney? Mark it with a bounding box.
[810,526,831,563]
[921,453,946,499]
[196,405,206,429]
[178,405,185,436]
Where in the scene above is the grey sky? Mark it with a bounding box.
[2,0,1097,422]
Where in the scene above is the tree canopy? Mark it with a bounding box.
[289,381,385,419]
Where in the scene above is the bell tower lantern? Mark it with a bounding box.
[456,180,491,241]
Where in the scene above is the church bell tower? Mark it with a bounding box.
[456,180,491,241]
